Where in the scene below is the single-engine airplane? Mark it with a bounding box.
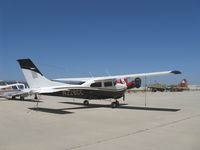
[0,81,30,100]
[17,59,181,108]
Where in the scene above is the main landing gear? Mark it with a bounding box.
[11,96,16,100]
[83,100,89,106]
[34,94,38,100]
[11,96,25,100]
[82,99,120,108]
[111,100,120,108]
[20,96,24,100]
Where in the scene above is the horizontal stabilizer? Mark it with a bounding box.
[170,70,182,74]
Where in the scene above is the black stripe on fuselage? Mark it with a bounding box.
[42,89,126,99]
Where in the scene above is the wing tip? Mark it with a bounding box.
[171,70,182,74]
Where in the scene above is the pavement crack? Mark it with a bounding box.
[68,113,200,150]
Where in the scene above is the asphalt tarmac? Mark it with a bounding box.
[0,91,200,150]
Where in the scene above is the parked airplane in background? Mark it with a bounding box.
[0,81,30,100]
[148,79,189,92]
[17,59,181,108]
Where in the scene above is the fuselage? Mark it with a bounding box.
[0,82,26,97]
[43,79,127,99]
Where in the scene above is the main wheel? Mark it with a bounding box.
[83,100,89,106]
[20,96,24,100]
[116,101,120,106]
[34,95,38,100]
[111,102,117,108]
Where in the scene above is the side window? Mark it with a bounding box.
[104,81,113,87]
[12,86,18,90]
[91,82,102,87]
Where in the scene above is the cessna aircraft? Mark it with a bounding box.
[17,59,181,108]
[0,81,30,100]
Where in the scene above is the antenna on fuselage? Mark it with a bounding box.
[89,72,94,78]
[106,70,111,76]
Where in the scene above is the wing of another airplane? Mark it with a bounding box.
[0,90,28,98]
[5,90,30,97]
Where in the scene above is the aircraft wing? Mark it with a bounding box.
[0,90,30,97]
[93,70,181,82]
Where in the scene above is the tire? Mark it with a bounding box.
[116,101,120,106]
[20,97,24,100]
[83,100,89,106]
[111,102,117,108]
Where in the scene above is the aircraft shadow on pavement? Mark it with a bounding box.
[28,102,180,114]
[29,107,74,114]
[60,102,128,110]
[11,99,43,103]
[60,102,180,112]
[0,98,8,101]
[118,105,180,112]
[0,98,43,103]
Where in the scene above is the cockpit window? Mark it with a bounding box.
[0,82,6,85]
[91,82,102,87]
[24,83,29,88]
[104,81,113,87]
[18,85,24,89]
[7,81,17,85]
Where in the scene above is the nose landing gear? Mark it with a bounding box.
[111,100,119,108]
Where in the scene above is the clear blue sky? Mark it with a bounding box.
[0,0,200,84]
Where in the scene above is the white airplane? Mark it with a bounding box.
[0,81,30,100]
[17,59,181,108]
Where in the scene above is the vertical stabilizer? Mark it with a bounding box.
[17,59,63,88]
[180,79,188,87]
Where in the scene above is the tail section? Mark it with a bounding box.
[17,59,63,89]
[179,79,188,87]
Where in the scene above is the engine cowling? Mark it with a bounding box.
[124,77,142,89]
[124,78,134,89]
[179,79,187,87]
